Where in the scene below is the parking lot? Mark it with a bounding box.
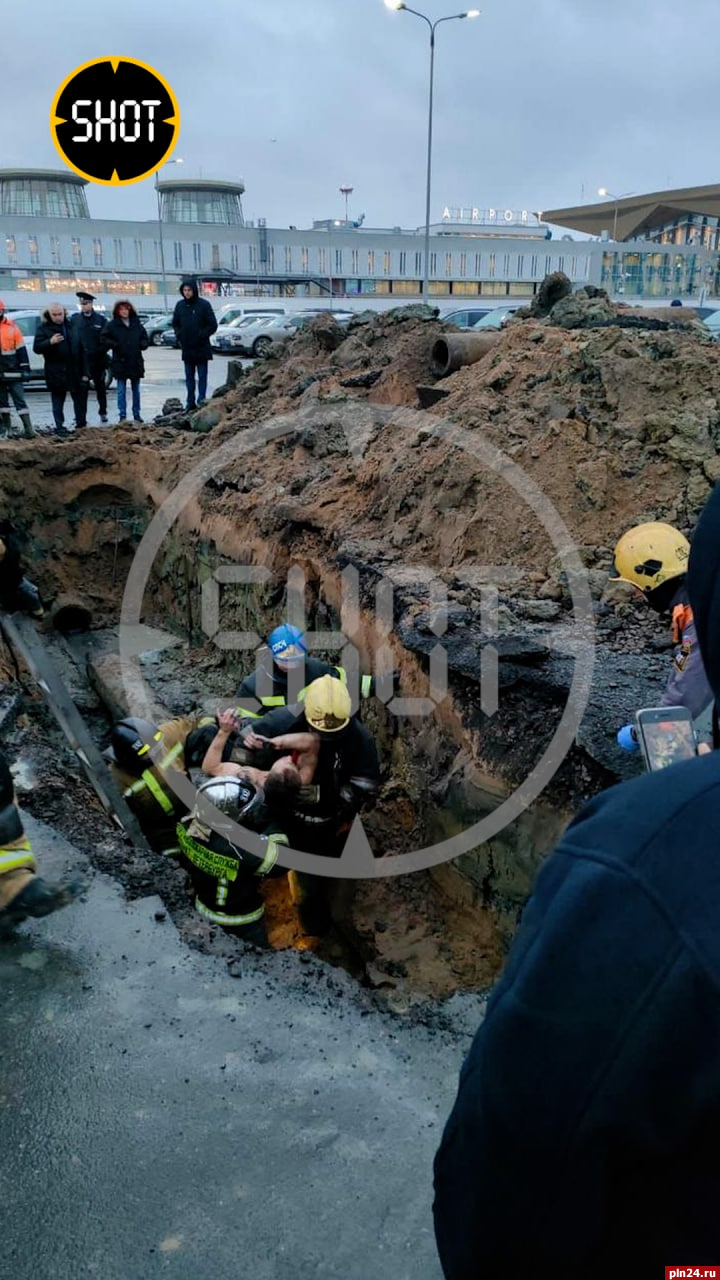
[19,346,244,432]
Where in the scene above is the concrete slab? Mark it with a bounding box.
[0,816,478,1280]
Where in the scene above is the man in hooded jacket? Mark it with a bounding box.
[172,279,217,411]
[433,481,720,1278]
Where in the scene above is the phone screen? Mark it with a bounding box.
[636,710,697,771]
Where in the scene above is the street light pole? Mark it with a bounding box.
[155,158,183,311]
[384,2,480,307]
[597,187,634,244]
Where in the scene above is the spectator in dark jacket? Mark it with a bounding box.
[433,480,720,1279]
[33,303,84,437]
[172,278,217,411]
[103,301,149,423]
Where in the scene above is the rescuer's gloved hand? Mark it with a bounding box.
[617,724,639,752]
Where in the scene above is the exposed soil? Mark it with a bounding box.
[2,295,719,997]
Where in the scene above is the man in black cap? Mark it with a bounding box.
[68,292,109,426]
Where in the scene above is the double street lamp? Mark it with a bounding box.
[155,157,184,312]
[384,0,480,306]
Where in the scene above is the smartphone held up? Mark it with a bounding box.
[635,705,698,772]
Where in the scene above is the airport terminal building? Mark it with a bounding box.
[0,169,718,311]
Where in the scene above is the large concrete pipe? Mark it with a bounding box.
[50,594,93,634]
[431,331,501,379]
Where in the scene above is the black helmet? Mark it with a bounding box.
[110,718,162,775]
[189,776,263,859]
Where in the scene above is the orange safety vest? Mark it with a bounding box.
[0,318,26,356]
[671,602,693,646]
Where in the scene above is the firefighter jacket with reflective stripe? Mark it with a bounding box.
[177,822,288,925]
[108,715,200,850]
[235,657,373,719]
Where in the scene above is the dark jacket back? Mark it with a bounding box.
[103,316,149,381]
[172,280,217,361]
[433,478,720,1277]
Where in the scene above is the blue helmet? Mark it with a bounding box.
[268,623,307,666]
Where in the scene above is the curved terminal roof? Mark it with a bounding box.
[0,168,88,186]
[155,177,245,195]
[540,184,720,241]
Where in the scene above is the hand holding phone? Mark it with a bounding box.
[635,706,698,771]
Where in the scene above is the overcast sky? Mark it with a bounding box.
[5,0,718,231]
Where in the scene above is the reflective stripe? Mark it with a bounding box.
[260,695,285,707]
[360,674,373,698]
[234,706,262,720]
[195,898,264,927]
[177,826,238,881]
[0,839,36,875]
[334,667,348,686]
[123,743,184,815]
[255,832,287,877]
[216,877,228,907]
[137,730,164,757]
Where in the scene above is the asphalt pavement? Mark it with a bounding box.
[1,816,483,1280]
[21,347,240,433]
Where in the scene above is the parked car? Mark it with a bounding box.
[216,305,287,328]
[242,311,355,358]
[702,310,720,338]
[146,315,175,345]
[160,327,180,349]
[471,305,522,330]
[8,310,114,389]
[441,307,490,328]
[210,314,277,353]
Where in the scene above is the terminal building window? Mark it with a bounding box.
[301,247,309,273]
[488,253,495,278]
[351,248,359,274]
[134,240,144,267]
[193,243,202,270]
[0,177,89,220]
[72,237,82,266]
[383,250,391,275]
[429,251,437,276]
[285,246,293,272]
[399,251,407,275]
[249,245,258,271]
[173,241,182,269]
[231,244,239,271]
[93,238,103,267]
[335,248,343,273]
[114,239,124,266]
[445,252,453,276]
[517,254,524,278]
[474,252,482,276]
[5,235,17,265]
[368,249,375,274]
[211,244,220,270]
[50,236,60,266]
[319,247,327,274]
[415,251,422,276]
[459,252,467,277]
[28,236,39,266]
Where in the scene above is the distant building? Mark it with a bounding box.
[0,169,716,309]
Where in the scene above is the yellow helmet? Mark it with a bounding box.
[612,521,690,592]
[303,675,352,733]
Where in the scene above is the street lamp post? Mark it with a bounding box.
[155,158,183,311]
[597,186,634,244]
[384,1,479,307]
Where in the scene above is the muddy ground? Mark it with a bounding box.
[2,291,717,998]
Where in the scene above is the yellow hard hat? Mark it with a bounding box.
[612,521,690,592]
[303,675,352,733]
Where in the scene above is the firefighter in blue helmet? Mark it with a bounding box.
[234,623,375,721]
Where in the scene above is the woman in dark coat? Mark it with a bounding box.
[33,303,84,436]
[103,300,149,423]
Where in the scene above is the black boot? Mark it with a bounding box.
[0,875,86,935]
